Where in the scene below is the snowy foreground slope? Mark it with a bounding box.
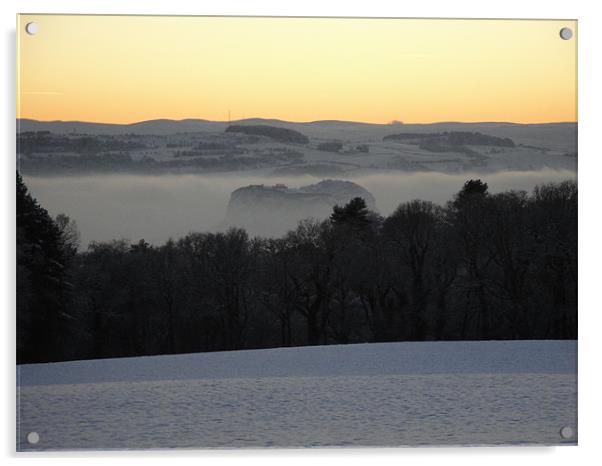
[17,341,577,450]
[19,340,575,385]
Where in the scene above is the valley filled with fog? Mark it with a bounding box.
[24,169,575,246]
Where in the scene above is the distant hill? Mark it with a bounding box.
[17,118,228,135]
[17,118,576,148]
[225,124,309,144]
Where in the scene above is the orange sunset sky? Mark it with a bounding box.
[17,15,577,124]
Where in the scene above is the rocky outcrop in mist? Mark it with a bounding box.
[222,179,376,237]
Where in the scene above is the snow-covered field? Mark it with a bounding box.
[17,340,577,450]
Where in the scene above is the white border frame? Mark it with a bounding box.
[2,1,601,465]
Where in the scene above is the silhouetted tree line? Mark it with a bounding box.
[17,173,577,364]
[317,142,344,153]
[384,131,515,147]
[18,131,147,155]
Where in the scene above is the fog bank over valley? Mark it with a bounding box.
[25,169,576,246]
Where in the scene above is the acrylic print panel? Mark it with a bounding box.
[16,15,577,450]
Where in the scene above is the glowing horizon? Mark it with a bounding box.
[17,15,577,125]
